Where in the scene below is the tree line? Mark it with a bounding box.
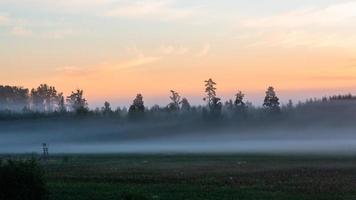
[0,79,355,121]
[0,84,87,114]
[0,79,279,113]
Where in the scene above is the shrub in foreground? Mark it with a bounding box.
[0,159,48,200]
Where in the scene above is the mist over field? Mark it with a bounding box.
[1,117,356,154]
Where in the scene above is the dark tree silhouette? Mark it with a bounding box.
[167,90,181,111]
[329,93,356,101]
[30,84,62,112]
[234,91,245,108]
[58,95,66,113]
[263,86,280,112]
[66,89,88,114]
[129,94,145,113]
[203,78,217,108]
[180,98,191,111]
[101,101,112,115]
[203,79,222,117]
[224,99,233,110]
[210,97,222,116]
[286,99,293,110]
[234,90,247,116]
[150,104,161,112]
[0,86,29,111]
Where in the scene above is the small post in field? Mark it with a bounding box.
[42,143,49,160]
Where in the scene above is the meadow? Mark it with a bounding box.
[16,154,356,200]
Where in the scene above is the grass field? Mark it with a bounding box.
[21,154,356,200]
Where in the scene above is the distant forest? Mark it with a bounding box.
[1,78,356,127]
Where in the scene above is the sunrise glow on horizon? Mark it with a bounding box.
[1,0,356,107]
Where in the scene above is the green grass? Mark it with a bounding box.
[28,154,356,200]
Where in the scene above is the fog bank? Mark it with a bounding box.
[1,123,356,154]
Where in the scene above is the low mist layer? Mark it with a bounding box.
[1,117,356,154]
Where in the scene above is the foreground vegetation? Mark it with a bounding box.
[0,159,48,200]
[5,154,356,200]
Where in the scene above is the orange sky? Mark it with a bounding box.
[1,0,356,107]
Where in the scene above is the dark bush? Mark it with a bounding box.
[0,159,48,200]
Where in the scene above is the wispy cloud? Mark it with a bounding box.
[241,30,356,49]
[1,13,79,39]
[0,14,9,25]
[103,0,196,21]
[56,55,161,77]
[196,43,210,57]
[112,55,161,71]
[235,2,356,49]
[0,14,33,37]
[11,26,33,37]
[52,0,116,7]
[160,44,189,55]
[55,66,95,76]
[42,29,76,39]
[241,2,356,28]
[0,0,116,7]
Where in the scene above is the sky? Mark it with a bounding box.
[1,0,356,107]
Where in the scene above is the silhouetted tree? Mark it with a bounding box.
[287,99,293,110]
[101,101,112,115]
[203,78,217,107]
[167,90,181,111]
[224,99,233,110]
[66,89,88,114]
[210,97,222,117]
[0,86,29,111]
[150,104,161,112]
[234,91,245,108]
[234,91,247,116]
[180,98,191,111]
[94,107,101,115]
[58,95,66,113]
[112,107,123,118]
[30,84,61,112]
[329,93,356,101]
[281,99,294,114]
[203,79,222,117]
[129,94,145,113]
[53,92,64,112]
[263,86,280,112]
